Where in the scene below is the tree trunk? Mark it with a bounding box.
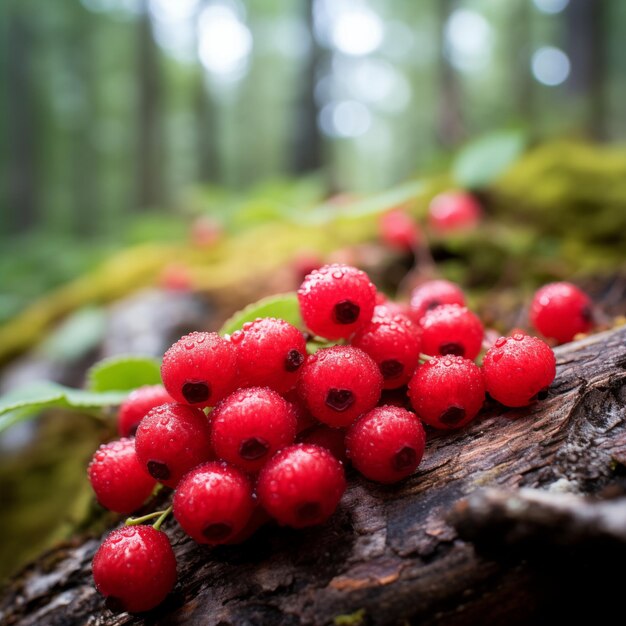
[5,6,38,234]
[1,325,625,625]
[136,1,164,210]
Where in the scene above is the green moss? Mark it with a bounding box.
[334,608,367,626]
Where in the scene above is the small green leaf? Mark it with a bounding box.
[0,381,128,433]
[453,130,527,189]
[87,355,162,392]
[219,293,302,336]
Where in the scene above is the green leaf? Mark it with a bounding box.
[0,381,128,433]
[219,293,302,336]
[87,355,162,392]
[452,130,527,189]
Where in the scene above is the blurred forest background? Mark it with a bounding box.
[2,0,626,326]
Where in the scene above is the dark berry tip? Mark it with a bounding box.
[333,300,360,325]
[296,501,322,523]
[325,388,355,412]
[202,522,233,542]
[426,299,441,311]
[392,446,417,471]
[439,342,465,357]
[581,305,594,324]
[182,381,210,404]
[147,460,171,481]
[239,436,270,460]
[380,359,404,380]
[439,406,466,425]
[104,596,127,614]
[285,349,305,372]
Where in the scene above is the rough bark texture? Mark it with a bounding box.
[1,326,625,626]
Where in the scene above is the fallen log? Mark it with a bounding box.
[1,325,625,626]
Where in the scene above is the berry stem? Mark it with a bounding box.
[152,505,173,531]
[419,353,433,363]
[125,506,171,527]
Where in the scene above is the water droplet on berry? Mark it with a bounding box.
[184,341,195,350]
[495,337,507,348]
[513,333,525,341]
[230,330,244,344]
[332,270,344,279]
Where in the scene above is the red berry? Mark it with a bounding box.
[118,385,174,437]
[257,443,346,528]
[231,317,307,394]
[530,282,593,344]
[191,216,222,248]
[161,332,238,408]
[409,279,466,324]
[346,406,425,484]
[428,191,482,232]
[88,438,156,513]
[419,304,484,360]
[379,209,421,251]
[160,263,192,292]
[135,403,213,488]
[297,346,383,427]
[173,462,255,544]
[482,334,556,407]
[299,425,348,464]
[92,525,177,613]
[351,306,422,389]
[408,356,485,430]
[210,387,297,473]
[298,264,377,340]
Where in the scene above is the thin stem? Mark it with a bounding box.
[419,353,433,363]
[152,505,173,531]
[125,510,166,526]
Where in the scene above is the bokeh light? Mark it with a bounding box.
[532,46,571,86]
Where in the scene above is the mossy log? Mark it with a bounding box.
[1,326,625,626]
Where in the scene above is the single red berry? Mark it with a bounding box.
[297,264,377,340]
[379,209,421,251]
[161,331,238,408]
[297,346,383,428]
[191,216,222,248]
[160,263,192,292]
[408,356,485,430]
[118,385,174,437]
[409,279,466,324]
[375,299,412,320]
[346,406,426,484]
[482,334,556,407]
[88,438,156,513]
[419,304,484,361]
[257,443,346,528]
[299,425,348,464]
[231,317,307,394]
[428,191,482,232]
[351,307,422,389]
[173,462,255,544]
[135,403,213,488]
[92,525,177,613]
[211,387,297,473]
[530,282,593,344]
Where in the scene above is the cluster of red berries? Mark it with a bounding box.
[89,264,593,613]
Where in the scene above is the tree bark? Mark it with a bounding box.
[1,326,625,626]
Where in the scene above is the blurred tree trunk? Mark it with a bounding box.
[6,6,38,234]
[510,0,533,124]
[566,0,607,140]
[194,76,219,184]
[435,0,464,148]
[136,1,164,210]
[290,0,323,176]
[71,5,99,236]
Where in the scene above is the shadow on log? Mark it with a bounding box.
[1,326,625,626]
